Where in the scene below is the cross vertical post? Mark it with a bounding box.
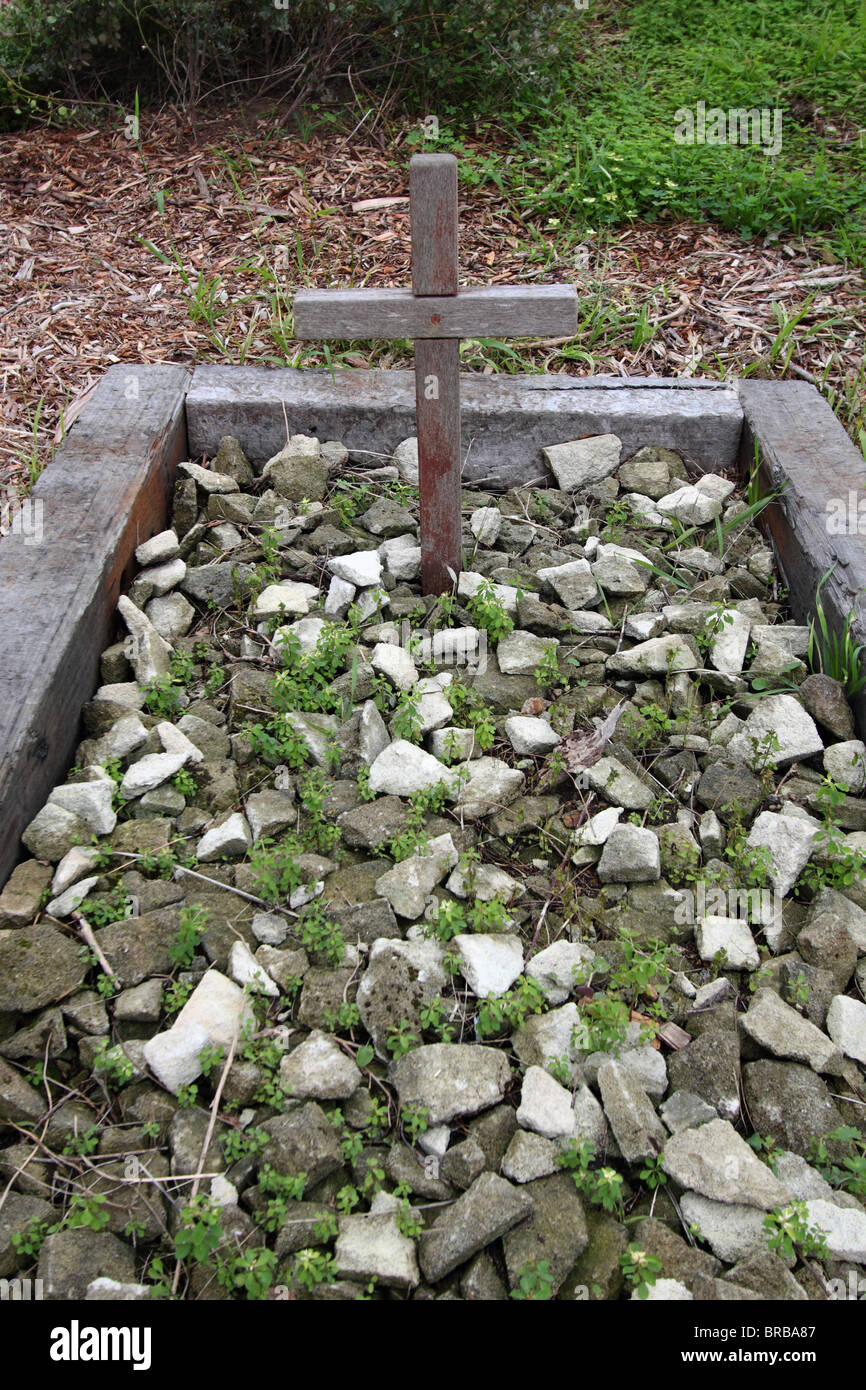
[409,154,462,596]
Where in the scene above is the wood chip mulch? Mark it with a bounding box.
[1,109,864,494]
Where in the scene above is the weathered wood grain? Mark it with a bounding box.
[292,285,578,340]
[410,153,458,296]
[0,364,190,887]
[416,338,462,595]
[737,379,866,731]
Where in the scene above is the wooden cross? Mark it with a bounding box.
[293,154,578,594]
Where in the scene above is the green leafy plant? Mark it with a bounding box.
[807,568,866,696]
[619,1244,662,1300]
[169,904,209,969]
[511,1258,556,1300]
[466,579,514,643]
[763,1202,829,1261]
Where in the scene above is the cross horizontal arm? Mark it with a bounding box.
[293,284,577,341]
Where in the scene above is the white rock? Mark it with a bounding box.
[91,713,150,764]
[624,611,666,641]
[597,824,661,883]
[135,529,180,566]
[636,1279,693,1301]
[517,1065,574,1140]
[279,1029,362,1100]
[274,616,327,657]
[324,574,356,616]
[408,676,453,736]
[741,988,840,1072]
[826,995,866,1066]
[51,846,102,897]
[504,715,561,755]
[116,595,173,683]
[145,592,195,641]
[709,608,752,675]
[157,721,205,765]
[178,460,240,493]
[607,634,698,677]
[535,558,598,610]
[824,741,866,794]
[252,911,290,946]
[470,506,502,544]
[452,757,524,818]
[210,1176,239,1207]
[445,863,522,903]
[803,1199,866,1262]
[379,535,421,580]
[497,630,558,676]
[46,876,99,919]
[542,434,621,491]
[137,556,186,597]
[328,550,382,588]
[142,969,254,1093]
[371,641,418,690]
[251,582,319,620]
[679,1193,768,1264]
[457,571,519,614]
[283,710,339,768]
[656,485,722,526]
[746,810,818,897]
[47,779,116,836]
[375,834,458,920]
[368,741,454,797]
[525,940,595,1005]
[120,751,187,799]
[696,915,760,970]
[196,812,252,862]
[359,700,391,765]
[454,933,524,998]
[573,806,622,847]
[728,695,824,770]
[229,939,280,997]
[392,437,419,485]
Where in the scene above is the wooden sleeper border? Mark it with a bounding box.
[1,365,864,887]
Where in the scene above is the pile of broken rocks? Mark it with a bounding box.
[1,430,866,1302]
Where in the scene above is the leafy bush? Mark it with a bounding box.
[0,0,581,125]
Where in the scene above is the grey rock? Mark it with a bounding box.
[0,1056,47,1124]
[543,434,621,491]
[741,988,839,1072]
[668,1031,740,1121]
[38,1228,136,1300]
[798,674,855,741]
[502,1172,589,1296]
[501,1130,560,1183]
[728,694,824,770]
[660,1090,719,1135]
[826,994,866,1066]
[0,859,53,928]
[742,1060,845,1159]
[261,1102,344,1185]
[335,1210,420,1289]
[517,1066,574,1140]
[418,1172,532,1283]
[597,1060,667,1162]
[20,803,90,862]
[0,926,88,1012]
[597,824,661,883]
[679,1193,768,1264]
[390,1044,512,1126]
[661,1118,790,1208]
[725,1252,809,1300]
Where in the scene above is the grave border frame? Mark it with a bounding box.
[0,365,864,885]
